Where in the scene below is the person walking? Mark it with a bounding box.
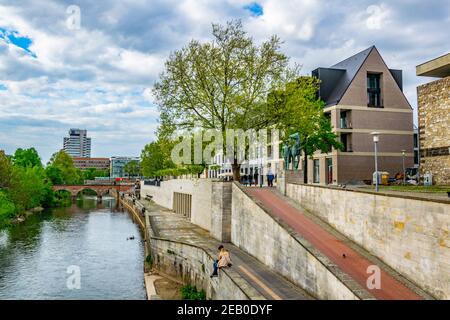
[267,166,274,187]
[253,169,259,187]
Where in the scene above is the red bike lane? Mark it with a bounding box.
[245,187,424,300]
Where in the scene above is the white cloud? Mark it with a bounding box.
[0,0,449,163]
[366,4,391,30]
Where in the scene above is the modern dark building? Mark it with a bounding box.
[306,46,414,184]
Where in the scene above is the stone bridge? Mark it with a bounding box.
[53,184,133,200]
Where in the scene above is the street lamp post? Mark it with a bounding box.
[371,132,380,192]
[401,149,406,185]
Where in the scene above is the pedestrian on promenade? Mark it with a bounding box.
[267,166,274,187]
[135,179,141,200]
[253,169,259,187]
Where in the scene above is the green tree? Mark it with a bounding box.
[0,150,12,188]
[267,77,343,183]
[153,20,294,181]
[81,168,110,181]
[8,166,48,212]
[0,191,16,228]
[48,150,80,185]
[12,147,42,168]
[45,165,64,185]
[123,160,141,178]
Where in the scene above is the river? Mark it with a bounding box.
[0,196,146,300]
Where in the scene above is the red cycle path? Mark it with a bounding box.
[245,187,423,300]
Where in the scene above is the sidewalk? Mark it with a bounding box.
[244,187,433,300]
[138,199,313,300]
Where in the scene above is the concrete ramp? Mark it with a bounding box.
[238,185,431,300]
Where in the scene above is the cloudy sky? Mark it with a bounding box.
[0,0,448,163]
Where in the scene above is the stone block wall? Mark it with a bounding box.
[211,182,232,242]
[286,183,450,299]
[418,76,450,185]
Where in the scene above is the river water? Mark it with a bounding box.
[0,196,146,300]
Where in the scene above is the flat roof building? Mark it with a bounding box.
[110,156,140,178]
[416,53,450,185]
[73,157,110,171]
[63,129,91,158]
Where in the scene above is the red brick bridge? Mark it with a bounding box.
[52,184,133,198]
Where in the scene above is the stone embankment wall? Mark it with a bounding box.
[285,183,450,299]
[231,183,372,300]
[144,213,264,300]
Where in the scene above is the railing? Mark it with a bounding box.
[144,179,162,187]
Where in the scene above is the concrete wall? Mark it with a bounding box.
[141,179,212,231]
[286,183,450,299]
[141,179,232,242]
[149,237,263,300]
[141,205,264,300]
[231,183,372,300]
[211,182,232,242]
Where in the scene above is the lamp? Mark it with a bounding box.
[371,132,380,192]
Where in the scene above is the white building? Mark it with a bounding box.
[207,129,283,183]
[63,128,91,158]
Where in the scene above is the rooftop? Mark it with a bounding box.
[416,52,450,78]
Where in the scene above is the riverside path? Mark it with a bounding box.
[244,187,431,300]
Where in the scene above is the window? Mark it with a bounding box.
[313,159,320,183]
[341,133,352,152]
[267,145,273,158]
[413,133,418,148]
[367,73,382,107]
[340,110,351,129]
[326,158,333,184]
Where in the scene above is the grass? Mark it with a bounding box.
[180,284,206,300]
[359,185,450,194]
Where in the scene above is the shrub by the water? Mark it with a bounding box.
[180,284,206,300]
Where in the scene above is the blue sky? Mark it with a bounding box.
[0,0,449,163]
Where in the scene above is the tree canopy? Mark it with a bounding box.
[267,77,343,182]
[123,160,141,177]
[153,20,294,180]
[47,150,80,185]
[12,148,42,168]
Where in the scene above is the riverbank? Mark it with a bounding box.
[116,193,184,300]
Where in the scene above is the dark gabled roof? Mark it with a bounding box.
[313,46,375,106]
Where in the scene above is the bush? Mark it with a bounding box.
[180,284,206,300]
[0,191,16,228]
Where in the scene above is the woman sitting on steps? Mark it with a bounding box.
[210,245,232,278]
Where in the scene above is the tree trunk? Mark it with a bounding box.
[303,155,308,184]
[232,159,241,182]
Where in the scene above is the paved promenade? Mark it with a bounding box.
[138,199,313,300]
[244,187,432,300]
